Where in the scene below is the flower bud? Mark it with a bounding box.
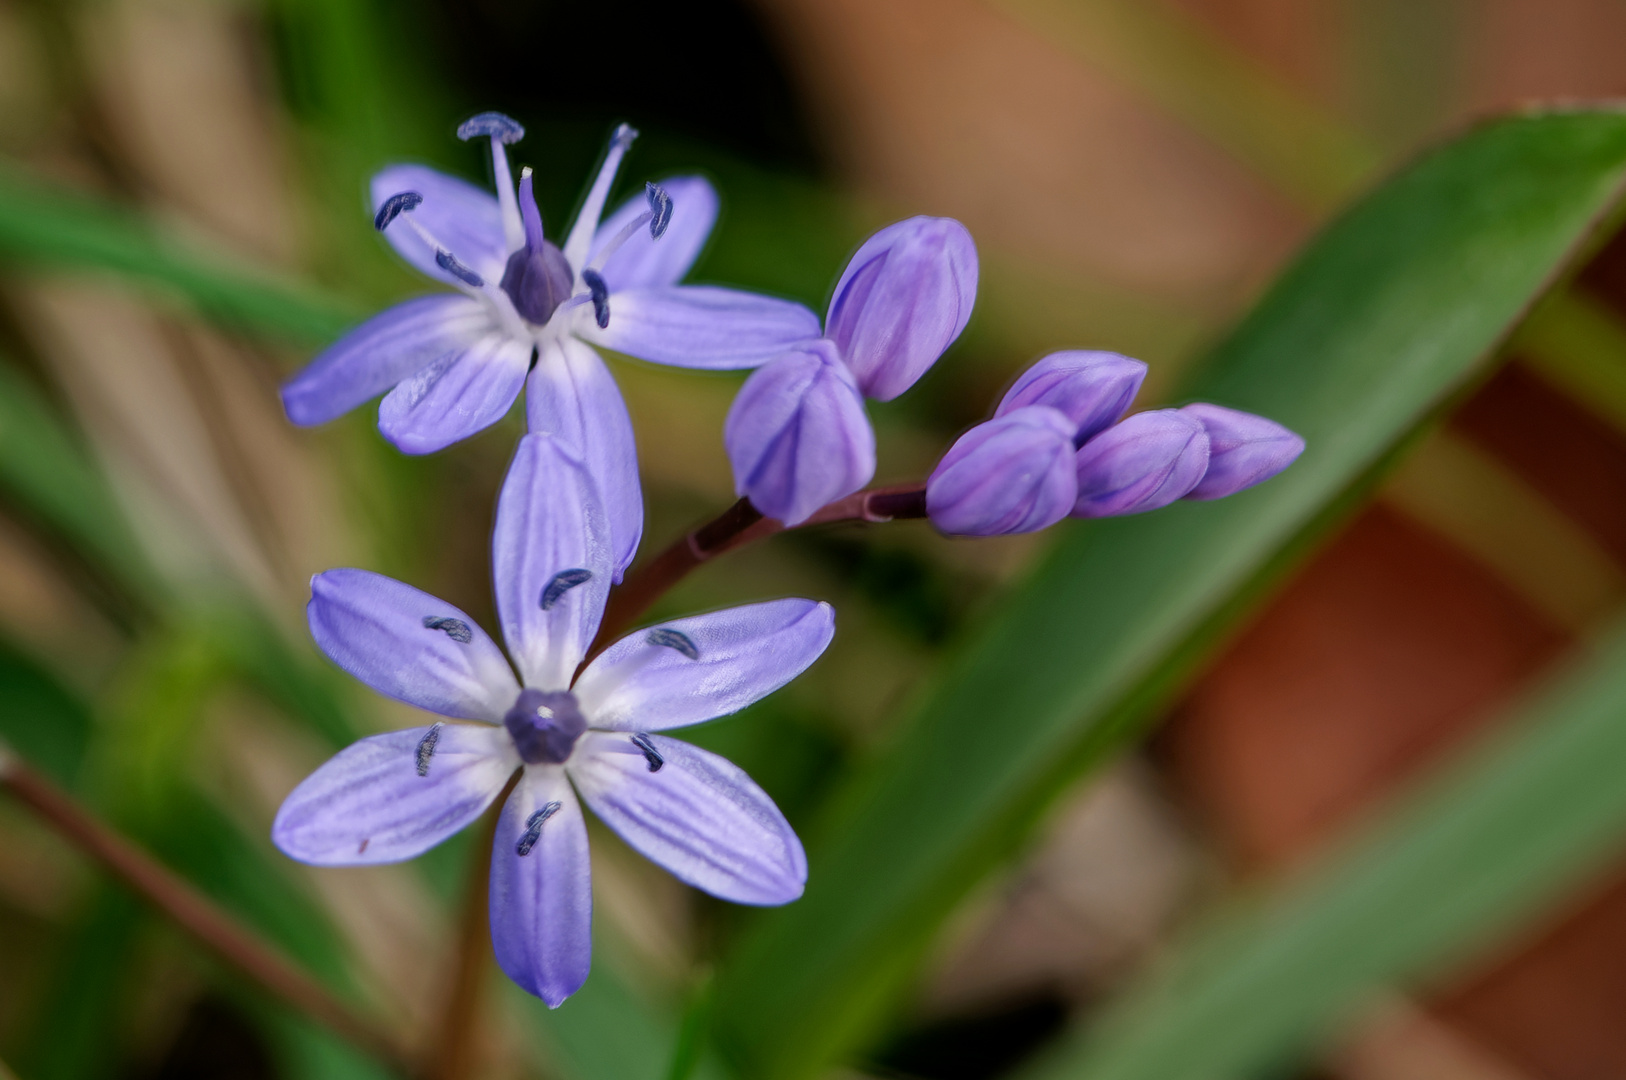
[996,351,1147,445]
[927,406,1077,536]
[1072,409,1209,518]
[1180,403,1304,500]
[825,216,978,402]
[725,341,876,526]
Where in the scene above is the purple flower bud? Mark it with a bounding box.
[927,406,1077,536]
[1180,403,1304,500]
[724,341,876,526]
[996,351,1147,445]
[1072,409,1210,518]
[825,216,978,402]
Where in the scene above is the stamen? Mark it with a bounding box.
[422,615,473,643]
[562,123,640,274]
[516,801,562,856]
[541,568,593,610]
[456,112,526,143]
[436,250,485,288]
[630,733,664,772]
[415,722,443,776]
[374,190,423,232]
[582,270,610,329]
[646,182,673,238]
[646,627,700,660]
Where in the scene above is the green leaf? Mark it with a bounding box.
[0,166,360,343]
[710,107,1626,1079]
[0,638,93,787]
[1021,614,1626,1080]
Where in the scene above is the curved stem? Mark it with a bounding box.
[588,483,927,659]
[0,744,414,1075]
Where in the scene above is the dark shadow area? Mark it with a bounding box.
[133,996,276,1080]
[871,994,1071,1080]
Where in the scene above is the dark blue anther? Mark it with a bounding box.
[436,250,485,287]
[645,183,673,239]
[630,733,664,772]
[374,191,423,232]
[646,627,699,660]
[457,111,525,144]
[582,270,610,329]
[504,689,587,765]
[422,615,473,644]
[415,723,443,777]
[516,801,562,856]
[541,568,593,610]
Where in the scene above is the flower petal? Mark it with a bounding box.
[1072,409,1210,518]
[493,434,613,690]
[308,568,519,721]
[272,723,514,866]
[570,733,805,905]
[826,216,978,401]
[489,770,593,1007]
[377,332,531,454]
[590,176,719,291]
[577,286,821,369]
[927,406,1078,536]
[282,295,492,427]
[1180,403,1305,500]
[574,599,834,731]
[371,164,509,287]
[995,351,1147,445]
[724,342,875,525]
[525,340,643,581]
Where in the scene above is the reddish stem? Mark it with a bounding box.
[0,745,413,1075]
[587,483,927,659]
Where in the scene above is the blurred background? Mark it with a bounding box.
[4,1,1626,1078]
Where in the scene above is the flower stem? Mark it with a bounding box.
[588,483,927,659]
[422,773,517,1080]
[0,742,414,1076]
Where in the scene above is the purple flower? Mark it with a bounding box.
[1180,403,1305,500]
[926,406,1076,535]
[282,114,823,577]
[724,342,876,526]
[726,216,977,523]
[272,433,833,1007]
[996,351,1146,445]
[1072,408,1211,517]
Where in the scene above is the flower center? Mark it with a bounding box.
[503,688,587,765]
[499,167,575,326]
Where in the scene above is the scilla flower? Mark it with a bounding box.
[726,216,977,525]
[282,113,822,576]
[272,433,833,1006]
[928,351,1303,534]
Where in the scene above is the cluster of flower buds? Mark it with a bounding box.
[724,216,978,524]
[926,352,1304,536]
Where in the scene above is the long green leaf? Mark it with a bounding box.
[710,107,1626,1079]
[0,167,359,343]
[1023,614,1626,1080]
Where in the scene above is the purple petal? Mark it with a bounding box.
[377,333,531,454]
[574,600,835,731]
[272,724,514,866]
[569,733,805,905]
[493,434,613,689]
[826,216,978,401]
[927,406,1078,536]
[525,340,642,581]
[1072,409,1211,518]
[590,176,719,291]
[724,341,876,525]
[576,286,821,369]
[489,770,593,1007]
[996,351,1147,445]
[282,295,492,428]
[307,569,519,721]
[371,165,510,287]
[1180,403,1305,500]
